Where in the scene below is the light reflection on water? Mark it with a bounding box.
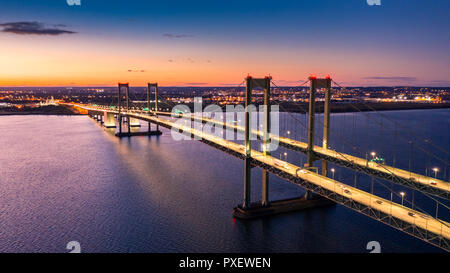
[0,109,447,253]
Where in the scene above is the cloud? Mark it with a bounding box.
[362,76,418,81]
[178,82,209,86]
[167,58,212,64]
[218,83,246,87]
[424,80,450,86]
[127,69,146,73]
[0,21,76,35]
[162,33,194,39]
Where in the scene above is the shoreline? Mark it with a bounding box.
[0,105,82,116]
[0,102,449,116]
[0,112,84,116]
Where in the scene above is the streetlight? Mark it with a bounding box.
[284,152,287,160]
[371,152,376,160]
[400,192,405,206]
[331,168,335,180]
[287,131,291,137]
[433,167,439,179]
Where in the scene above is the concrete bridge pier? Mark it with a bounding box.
[88,112,102,123]
[147,121,163,136]
[118,115,123,135]
[321,76,332,176]
[103,112,116,128]
[129,117,141,127]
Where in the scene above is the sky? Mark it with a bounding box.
[0,0,449,87]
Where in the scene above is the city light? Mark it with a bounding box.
[400,192,406,206]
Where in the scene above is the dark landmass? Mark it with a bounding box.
[0,105,82,116]
[1,102,449,116]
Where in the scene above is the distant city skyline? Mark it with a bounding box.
[1,0,449,87]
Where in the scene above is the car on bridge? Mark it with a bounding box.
[295,168,308,176]
[274,159,290,170]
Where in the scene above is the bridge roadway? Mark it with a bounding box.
[78,105,449,250]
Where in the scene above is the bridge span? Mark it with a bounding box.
[72,104,449,251]
[152,110,450,199]
[84,105,450,199]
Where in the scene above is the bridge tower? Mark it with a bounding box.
[306,75,332,198]
[233,75,335,219]
[122,84,141,128]
[117,83,129,135]
[147,83,162,135]
[243,76,272,209]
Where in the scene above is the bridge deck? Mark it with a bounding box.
[150,110,450,199]
[79,105,449,250]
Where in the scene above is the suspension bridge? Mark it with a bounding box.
[64,75,450,252]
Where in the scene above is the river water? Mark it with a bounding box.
[0,109,448,252]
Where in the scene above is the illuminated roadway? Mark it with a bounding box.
[72,104,450,249]
[151,109,450,197]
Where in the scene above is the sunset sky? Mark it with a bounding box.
[0,0,449,87]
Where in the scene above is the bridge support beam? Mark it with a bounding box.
[117,83,128,136]
[262,77,271,207]
[243,76,253,209]
[321,76,332,177]
[118,115,123,135]
[305,75,333,199]
[239,76,272,209]
[147,83,162,135]
[305,76,317,199]
[306,77,316,168]
[126,85,131,134]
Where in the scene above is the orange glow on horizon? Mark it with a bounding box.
[1,33,447,87]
